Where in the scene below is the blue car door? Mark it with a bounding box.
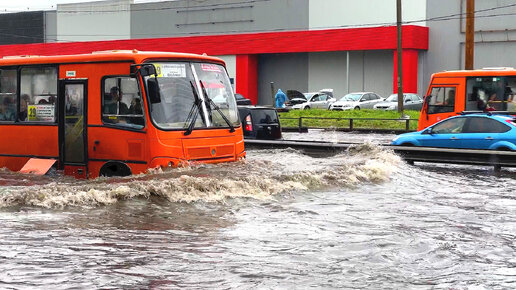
[460,117,510,149]
[419,117,466,148]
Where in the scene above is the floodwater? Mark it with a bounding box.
[282,129,397,144]
[0,140,515,288]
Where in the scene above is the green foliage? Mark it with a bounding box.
[278,109,421,130]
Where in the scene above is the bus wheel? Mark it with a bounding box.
[99,162,132,177]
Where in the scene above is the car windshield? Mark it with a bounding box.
[386,94,400,102]
[303,93,315,100]
[145,62,239,130]
[339,94,362,101]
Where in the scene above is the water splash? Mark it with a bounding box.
[0,144,400,208]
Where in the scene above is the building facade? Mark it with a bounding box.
[0,0,514,105]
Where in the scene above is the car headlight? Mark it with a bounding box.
[391,136,400,142]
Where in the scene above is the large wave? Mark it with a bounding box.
[0,144,400,208]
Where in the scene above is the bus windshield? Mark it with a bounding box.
[145,62,239,130]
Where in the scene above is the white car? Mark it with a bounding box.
[329,92,383,110]
[373,93,424,111]
[292,89,335,110]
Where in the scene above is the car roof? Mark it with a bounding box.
[451,113,515,120]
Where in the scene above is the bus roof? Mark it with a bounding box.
[0,50,225,66]
[432,67,516,78]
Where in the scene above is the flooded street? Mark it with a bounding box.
[0,139,515,288]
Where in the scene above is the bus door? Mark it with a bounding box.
[58,79,88,178]
[419,81,462,130]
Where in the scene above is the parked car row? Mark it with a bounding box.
[286,89,423,111]
[330,92,383,110]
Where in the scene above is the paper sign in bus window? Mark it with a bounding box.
[28,104,55,121]
[201,64,222,72]
[155,63,186,78]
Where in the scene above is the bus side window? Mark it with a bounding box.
[102,76,144,128]
[19,67,58,123]
[466,76,516,111]
[428,87,456,114]
[0,68,17,122]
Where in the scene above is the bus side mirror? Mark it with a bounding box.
[140,65,157,77]
[147,78,161,104]
[130,64,157,77]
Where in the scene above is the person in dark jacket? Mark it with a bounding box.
[105,86,129,115]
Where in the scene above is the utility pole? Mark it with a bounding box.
[465,0,475,70]
[396,0,404,114]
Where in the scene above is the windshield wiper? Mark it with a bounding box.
[199,80,235,133]
[184,81,204,136]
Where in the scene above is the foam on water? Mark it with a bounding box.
[0,144,400,208]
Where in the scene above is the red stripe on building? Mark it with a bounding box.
[0,25,428,57]
[0,25,428,102]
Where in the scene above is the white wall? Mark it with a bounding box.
[215,55,236,80]
[309,0,426,29]
[57,0,132,42]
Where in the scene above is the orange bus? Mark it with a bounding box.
[418,68,516,130]
[0,50,245,178]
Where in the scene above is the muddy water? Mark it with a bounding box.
[0,144,515,289]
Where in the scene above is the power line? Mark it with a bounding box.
[2,0,515,15]
[0,0,272,13]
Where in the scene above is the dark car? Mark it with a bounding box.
[238,106,282,139]
[235,93,252,105]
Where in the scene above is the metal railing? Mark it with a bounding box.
[280,116,418,132]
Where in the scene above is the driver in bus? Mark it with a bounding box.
[105,86,129,115]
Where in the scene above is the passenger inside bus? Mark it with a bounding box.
[0,97,15,121]
[18,94,30,121]
[129,98,144,126]
[487,80,506,110]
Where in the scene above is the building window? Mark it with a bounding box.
[102,76,144,128]
[19,67,57,122]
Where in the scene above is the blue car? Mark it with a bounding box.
[391,114,516,150]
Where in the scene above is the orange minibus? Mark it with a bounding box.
[418,68,516,130]
[0,50,245,178]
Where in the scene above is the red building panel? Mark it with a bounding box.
[393,49,420,94]
[235,55,258,104]
[0,25,428,57]
[0,25,428,102]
